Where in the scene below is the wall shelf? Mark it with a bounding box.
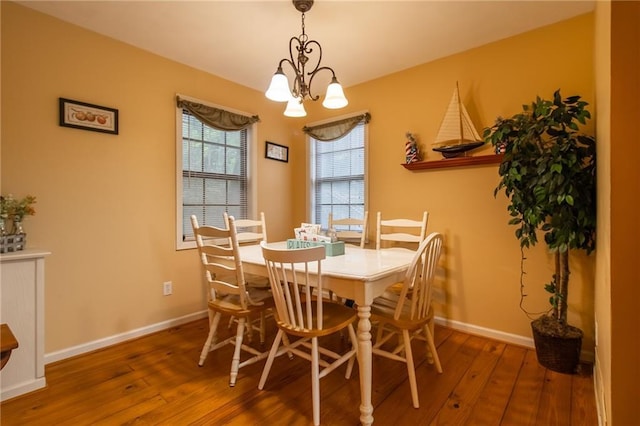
[401,154,503,171]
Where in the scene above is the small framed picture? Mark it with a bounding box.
[59,97,119,134]
[265,141,289,163]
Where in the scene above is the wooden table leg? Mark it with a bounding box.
[357,305,374,426]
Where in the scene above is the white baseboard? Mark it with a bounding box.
[434,316,535,348]
[1,377,46,402]
[44,311,594,365]
[44,311,208,365]
[434,316,595,363]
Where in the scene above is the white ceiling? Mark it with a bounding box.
[18,1,595,93]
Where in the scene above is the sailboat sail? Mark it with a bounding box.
[432,83,484,158]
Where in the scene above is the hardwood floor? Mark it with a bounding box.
[0,317,597,425]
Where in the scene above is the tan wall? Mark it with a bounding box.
[1,2,294,352]
[2,2,602,365]
[594,1,612,422]
[608,2,640,424]
[297,14,597,348]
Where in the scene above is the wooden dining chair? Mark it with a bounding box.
[190,215,274,387]
[371,232,444,408]
[328,211,369,248]
[224,211,267,245]
[258,242,359,426]
[223,211,272,329]
[375,211,428,250]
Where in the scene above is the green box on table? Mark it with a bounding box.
[286,239,345,256]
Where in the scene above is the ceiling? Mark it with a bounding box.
[18,1,595,93]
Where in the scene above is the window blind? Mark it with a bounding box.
[181,110,248,239]
[311,121,366,229]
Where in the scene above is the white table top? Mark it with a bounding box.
[238,242,415,283]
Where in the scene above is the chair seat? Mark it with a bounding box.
[275,301,357,338]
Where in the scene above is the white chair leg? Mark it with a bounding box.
[423,325,435,365]
[311,336,321,426]
[229,318,246,387]
[425,324,443,373]
[402,329,419,409]
[245,315,253,343]
[259,311,266,345]
[198,312,221,366]
[376,321,386,343]
[258,329,284,390]
[281,332,294,360]
[345,324,358,378]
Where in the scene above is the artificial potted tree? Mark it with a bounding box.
[483,90,596,374]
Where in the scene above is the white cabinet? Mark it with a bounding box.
[0,249,50,401]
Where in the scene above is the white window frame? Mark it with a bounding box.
[175,94,258,250]
[306,111,369,228]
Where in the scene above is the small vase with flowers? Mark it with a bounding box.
[0,194,36,253]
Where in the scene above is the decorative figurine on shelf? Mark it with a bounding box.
[405,132,421,164]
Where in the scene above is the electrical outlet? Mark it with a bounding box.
[163,281,173,296]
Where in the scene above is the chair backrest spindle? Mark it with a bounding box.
[261,243,326,332]
[395,232,443,322]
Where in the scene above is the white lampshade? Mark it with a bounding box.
[284,97,307,117]
[265,67,291,102]
[322,77,348,109]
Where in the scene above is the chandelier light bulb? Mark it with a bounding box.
[284,96,307,117]
[265,67,292,102]
[322,77,348,109]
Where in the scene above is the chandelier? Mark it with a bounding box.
[265,0,348,117]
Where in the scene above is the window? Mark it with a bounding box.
[176,96,257,249]
[309,117,368,229]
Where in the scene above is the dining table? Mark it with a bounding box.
[237,241,415,426]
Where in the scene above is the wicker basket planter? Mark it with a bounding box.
[531,316,583,374]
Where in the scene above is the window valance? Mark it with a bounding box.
[176,96,260,131]
[302,112,371,141]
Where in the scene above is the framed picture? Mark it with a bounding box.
[59,98,119,134]
[265,141,289,163]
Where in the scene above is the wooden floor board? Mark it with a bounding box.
[536,369,574,426]
[501,349,547,425]
[430,340,507,425]
[465,344,527,425]
[0,317,597,425]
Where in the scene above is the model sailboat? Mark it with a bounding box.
[432,83,485,158]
